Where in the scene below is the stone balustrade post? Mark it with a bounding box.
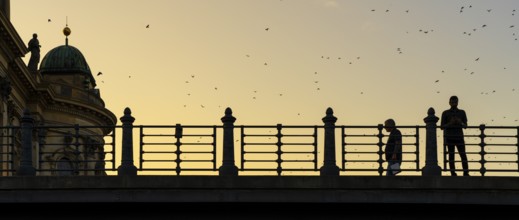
[320,107,340,176]
[17,109,35,176]
[117,107,137,176]
[422,107,442,176]
[219,107,238,176]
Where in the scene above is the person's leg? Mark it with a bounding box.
[386,161,394,176]
[456,142,469,176]
[447,144,457,176]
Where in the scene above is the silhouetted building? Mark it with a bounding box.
[0,1,116,176]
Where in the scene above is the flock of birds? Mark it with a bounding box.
[44,2,518,125]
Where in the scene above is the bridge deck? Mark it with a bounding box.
[2,176,516,219]
[1,176,518,204]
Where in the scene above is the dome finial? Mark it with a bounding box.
[63,16,71,46]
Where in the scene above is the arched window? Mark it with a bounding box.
[56,158,74,176]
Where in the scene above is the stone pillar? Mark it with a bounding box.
[17,109,35,176]
[0,0,10,20]
[422,107,442,176]
[117,107,137,176]
[219,107,238,176]
[320,108,340,176]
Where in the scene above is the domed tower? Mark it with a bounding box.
[36,25,117,176]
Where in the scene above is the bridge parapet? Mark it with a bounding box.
[1,107,518,177]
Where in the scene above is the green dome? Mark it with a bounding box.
[40,45,92,75]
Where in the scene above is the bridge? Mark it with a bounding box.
[1,175,517,219]
[1,107,518,219]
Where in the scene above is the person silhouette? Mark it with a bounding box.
[384,119,402,176]
[440,95,469,176]
[27,33,40,72]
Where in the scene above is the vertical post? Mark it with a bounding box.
[37,124,46,174]
[422,107,442,176]
[415,126,420,170]
[17,109,35,176]
[117,107,137,176]
[339,126,345,171]
[313,126,318,170]
[73,124,81,176]
[478,124,487,176]
[376,124,384,176]
[276,124,283,176]
[219,107,238,176]
[516,127,519,173]
[320,107,340,176]
[174,123,183,175]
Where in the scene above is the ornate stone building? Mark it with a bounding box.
[0,0,117,176]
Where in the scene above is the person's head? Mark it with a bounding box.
[33,33,37,38]
[384,119,396,132]
[449,95,459,109]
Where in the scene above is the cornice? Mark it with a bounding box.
[46,100,117,130]
[0,11,28,58]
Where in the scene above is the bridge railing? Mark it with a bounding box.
[1,107,518,176]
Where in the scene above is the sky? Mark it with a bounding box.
[10,0,519,127]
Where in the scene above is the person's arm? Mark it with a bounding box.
[461,110,468,129]
[441,111,453,130]
[392,130,402,161]
[440,112,446,130]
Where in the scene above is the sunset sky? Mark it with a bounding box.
[10,0,519,127]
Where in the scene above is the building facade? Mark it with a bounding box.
[0,0,116,176]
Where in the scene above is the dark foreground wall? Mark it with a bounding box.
[1,176,518,219]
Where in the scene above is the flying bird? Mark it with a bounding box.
[97,72,102,76]
[48,19,51,22]
[146,24,150,28]
[265,27,269,31]
[475,57,480,61]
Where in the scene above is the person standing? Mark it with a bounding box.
[384,119,402,176]
[441,95,469,176]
